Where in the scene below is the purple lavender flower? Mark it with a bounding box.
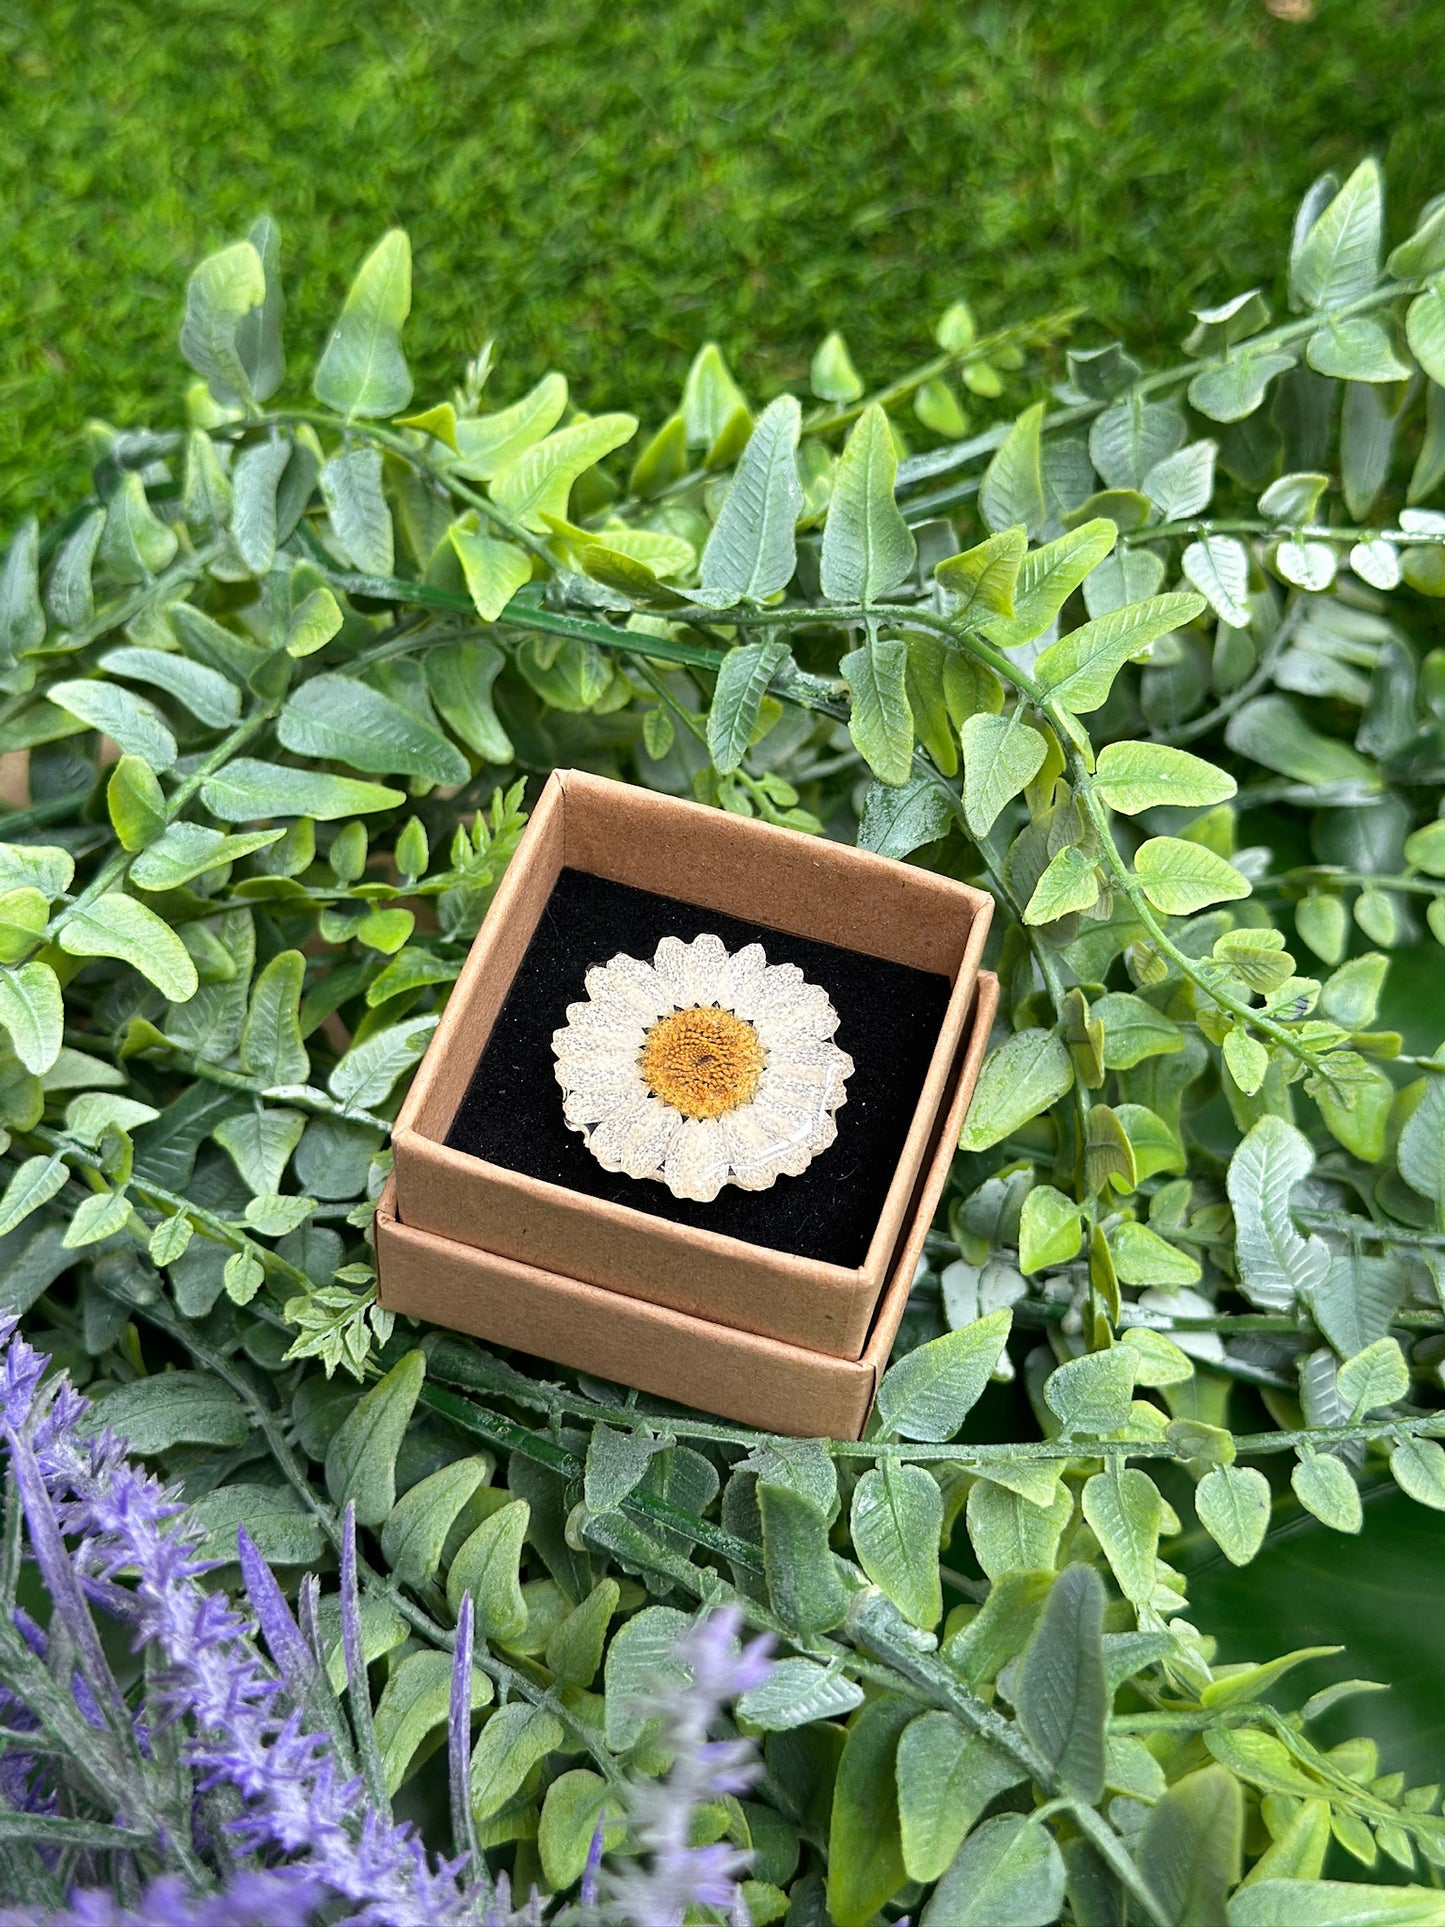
[602,1605,774,1927]
[0,1870,325,1926]
[0,1317,468,1927]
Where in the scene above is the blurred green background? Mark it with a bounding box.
[2,0,1442,518]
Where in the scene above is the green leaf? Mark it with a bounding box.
[697,395,802,604]
[106,756,166,853]
[1225,694,1379,790]
[1133,836,1250,915]
[313,229,413,418]
[1406,280,1445,386]
[1043,1347,1137,1435]
[936,527,1027,624]
[758,1482,848,1637]
[1227,1115,1331,1311]
[921,1815,1065,1927]
[491,412,637,532]
[875,1310,1012,1442]
[240,950,309,1087]
[708,638,788,774]
[320,445,393,574]
[100,472,178,580]
[469,1701,563,1823]
[1110,1220,1201,1286]
[960,711,1048,837]
[375,1648,492,1796]
[1035,592,1205,714]
[984,519,1119,649]
[1195,1464,1273,1566]
[966,1480,1072,1581]
[213,1107,306,1195]
[450,527,532,622]
[58,894,198,1003]
[840,635,913,786]
[827,1697,913,1927]
[64,1093,159,1143]
[737,1658,865,1732]
[1094,740,1236,814]
[820,403,916,603]
[179,240,266,405]
[1292,160,1384,310]
[1139,1766,1243,1927]
[681,343,748,448]
[0,963,63,1075]
[1337,1336,1409,1414]
[603,1606,691,1750]
[62,1188,132,1249]
[1095,993,1182,1069]
[1390,1437,1445,1511]
[515,635,611,711]
[1308,314,1412,382]
[959,1029,1074,1152]
[268,587,333,669]
[1019,1184,1083,1274]
[1230,1881,1445,1926]
[100,646,241,730]
[328,1016,437,1113]
[426,637,514,764]
[980,401,1047,538]
[1082,1467,1162,1605]
[1182,533,1253,628]
[229,439,292,573]
[1023,845,1099,924]
[201,758,405,822]
[278,674,467,786]
[87,1371,248,1453]
[857,771,954,858]
[1292,1450,1364,1534]
[324,1348,425,1526]
[49,678,177,771]
[1398,1074,1445,1207]
[896,1713,1022,1885]
[0,1156,67,1237]
[850,1461,943,1628]
[545,1578,620,1689]
[446,1499,530,1645]
[1090,394,1185,490]
[189,1483,325,1566]
[453,372,569,480]
[0,518,44,664]
[538,1768,621,1891]
[1013,1564,1107,1801]
[809,330,863,403]
[131,823,284,891]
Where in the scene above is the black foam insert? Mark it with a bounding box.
[443,869,952,1266]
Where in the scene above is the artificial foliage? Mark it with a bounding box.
[0,159,1444,1921]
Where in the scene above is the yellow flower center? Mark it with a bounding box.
[640,1005,766,1120]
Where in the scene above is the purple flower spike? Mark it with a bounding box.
[602,1603,774,1927]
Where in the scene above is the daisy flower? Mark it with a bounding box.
[551,932,853,1202]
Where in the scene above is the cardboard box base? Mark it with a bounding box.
[392,768,993,1356]
[377,975,998,1438]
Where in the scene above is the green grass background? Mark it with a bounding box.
[2,0,1442,519]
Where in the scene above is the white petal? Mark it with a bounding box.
[616,1101,685,1180]
[730,957,802,1020]
[587,1096,659,1169]
[681,933,728,1005]
[719,1108,789,1190]
[663,1117,730,1202]
[651,936,692,1004]
[586,955,671,1021]
[715,942,767,1013]
[561,1002,647,1048]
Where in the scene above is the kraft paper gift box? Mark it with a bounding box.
[390,767,993,1357]
[378,971,998,1440]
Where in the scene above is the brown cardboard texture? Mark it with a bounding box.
[393,770,992,1356]
[378,973,999,1440]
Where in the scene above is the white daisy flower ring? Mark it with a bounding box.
[550,933,854,1203]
